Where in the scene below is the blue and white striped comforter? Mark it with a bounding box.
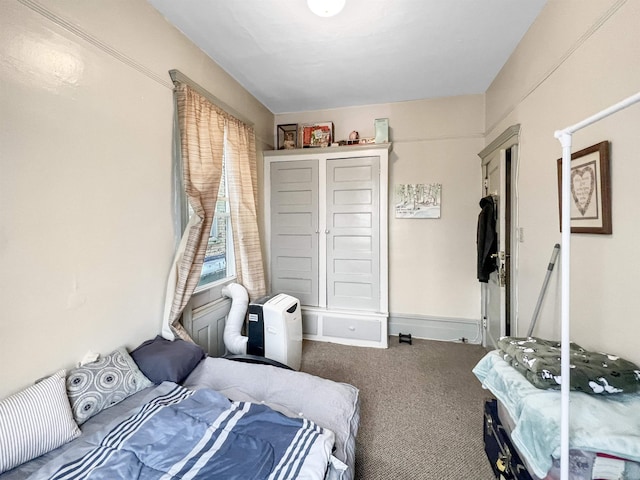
[29,383,334,480]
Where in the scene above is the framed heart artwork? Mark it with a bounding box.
[557,141,611,234]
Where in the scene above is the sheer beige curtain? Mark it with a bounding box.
[226,118,266,300]
[162,82,224,340]
[162,79,266,341]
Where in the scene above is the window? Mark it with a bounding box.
[191,156,235,290]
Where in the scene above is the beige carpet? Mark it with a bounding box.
[300,337,496,480]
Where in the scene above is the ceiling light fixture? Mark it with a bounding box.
[307,0,345,17]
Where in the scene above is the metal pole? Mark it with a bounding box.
[527,244,560,337]
[557,132,572,480]
[558,91,640,135]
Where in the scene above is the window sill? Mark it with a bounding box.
[191,276,237,309]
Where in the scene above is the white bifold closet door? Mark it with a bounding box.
[326,156,380,311]
[270,160,319,306]
[270,155,380,312]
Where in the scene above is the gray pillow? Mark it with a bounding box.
[0,370,80,474]
[129,335,205,384]
[66,347,152,425]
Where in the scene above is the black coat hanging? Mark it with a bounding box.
[477,195,498,282]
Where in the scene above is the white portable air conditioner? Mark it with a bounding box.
[247,293,302,371]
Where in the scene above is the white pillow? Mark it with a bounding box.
[0,370,81,474]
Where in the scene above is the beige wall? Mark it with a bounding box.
[275,0,640,361]
[0,0,273,398]
[3,0,638,399]
[276,95,485,324]
[485,0,640,364]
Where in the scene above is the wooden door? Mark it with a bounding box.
[270,160,319,306]
[483,149,507,349]
[326,156,380,311]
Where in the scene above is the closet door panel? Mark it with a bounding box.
[326,156,380,311]
[270,160,319,306]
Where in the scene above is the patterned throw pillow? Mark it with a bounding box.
[66,347,152,425]
[0,370,81,474]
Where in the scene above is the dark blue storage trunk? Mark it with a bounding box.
[484,399,534,480]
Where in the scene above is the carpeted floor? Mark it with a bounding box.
[300,337,496,480]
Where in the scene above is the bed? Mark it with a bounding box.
[0,337,359,480]
[473,341,640,480]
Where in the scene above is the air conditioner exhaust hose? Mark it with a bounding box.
[221,282,249,354]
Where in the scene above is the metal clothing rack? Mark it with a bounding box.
[554,90,640,480]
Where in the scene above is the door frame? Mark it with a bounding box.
[478,124,520,347]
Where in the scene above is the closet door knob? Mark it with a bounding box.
[325,229,330,234]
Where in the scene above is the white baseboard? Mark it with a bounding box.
[389,313,482,344]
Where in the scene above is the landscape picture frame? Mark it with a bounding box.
[394,183,442,219]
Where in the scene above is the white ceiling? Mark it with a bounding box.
[148,0,547,114]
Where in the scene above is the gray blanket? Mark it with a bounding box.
[498,336,640,394]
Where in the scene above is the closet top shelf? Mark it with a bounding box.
[265,142,392,156]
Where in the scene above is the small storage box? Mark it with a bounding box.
[484,399,533,480]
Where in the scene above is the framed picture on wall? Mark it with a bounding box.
[556,140,612,234]
[394,183,442,218]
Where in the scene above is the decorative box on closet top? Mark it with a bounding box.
[263,143,391,348]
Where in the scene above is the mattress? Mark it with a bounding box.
[0,381,340,480]
[22,383,334,479]
[183,357,359,480]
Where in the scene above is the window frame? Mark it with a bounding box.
[175,152,236,300]
[194,154,236,295]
